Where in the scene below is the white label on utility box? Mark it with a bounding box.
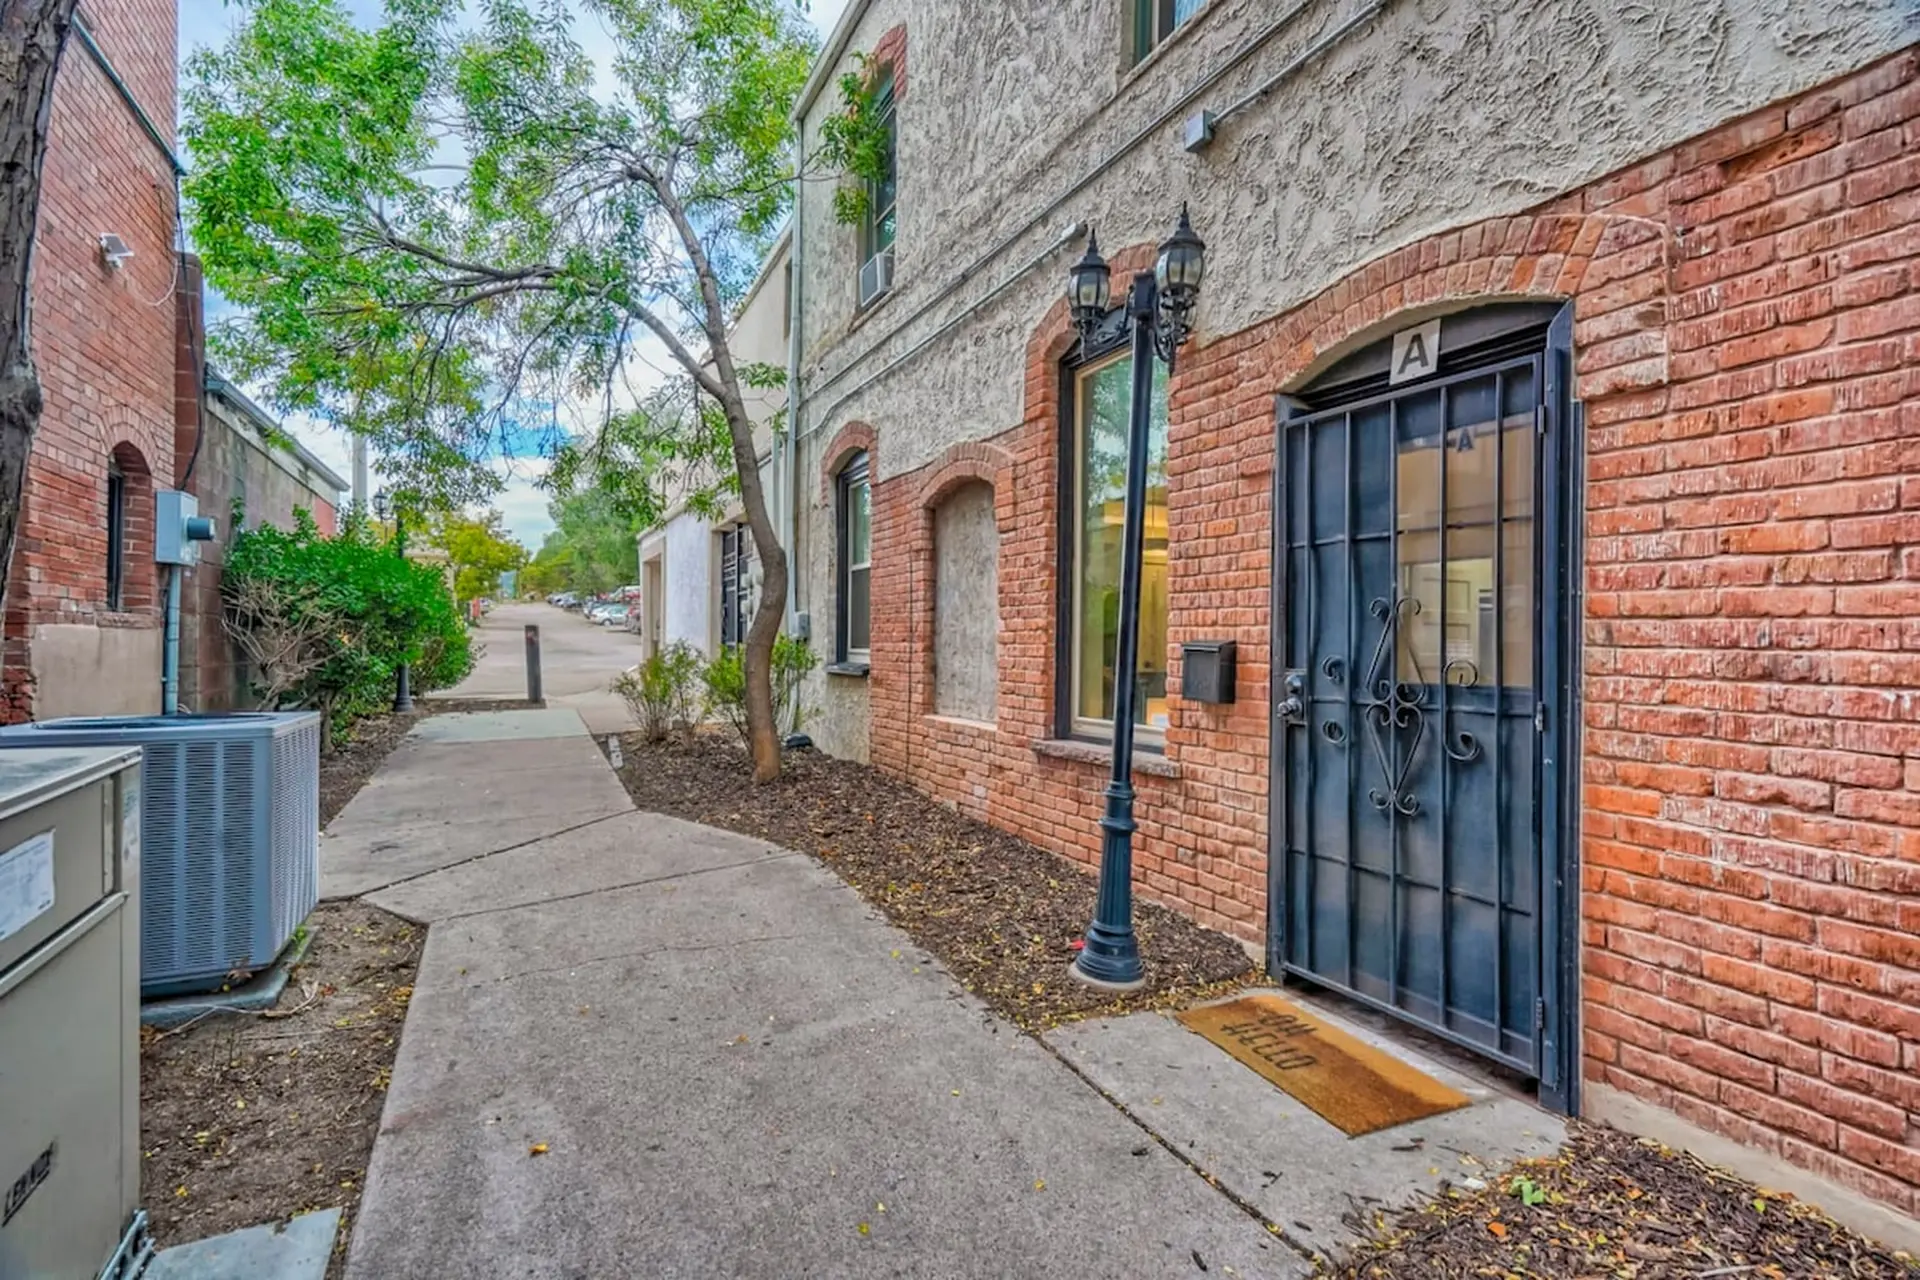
[0,830,55,942]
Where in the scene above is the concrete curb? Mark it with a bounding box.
[139,924,314,1029]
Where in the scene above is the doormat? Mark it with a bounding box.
[1177,994,1469,1137]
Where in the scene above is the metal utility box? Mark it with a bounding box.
[1181,640,1238,705]
[154,489,215,566]
[0,747,149,1280]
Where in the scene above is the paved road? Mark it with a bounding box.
[334,709,1309,1280]
[440,601,641,733]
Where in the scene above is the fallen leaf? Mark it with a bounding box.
[1033,1179,1046,1191]
[856,1222,869,1236]
[528,1143,549,1157]
[1487,1221,1508,1239]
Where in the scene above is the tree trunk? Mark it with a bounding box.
[723,398,788,784]
[0,0,81,622]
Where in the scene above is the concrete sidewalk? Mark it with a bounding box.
[333,710,1307,1278]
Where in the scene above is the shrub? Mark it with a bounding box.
[699,646,749,745]
[772,635,819,736]
[223,509,473,747]
[613,642,701,742]
[699,636,819,745]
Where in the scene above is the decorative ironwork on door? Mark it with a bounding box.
[1274,354,1554,1077]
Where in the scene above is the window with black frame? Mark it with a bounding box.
[857,73,897,308]
[105,461,126,611]
[1132,0,1204,63]
[1060,342,1170,742]
[836,452,872,665]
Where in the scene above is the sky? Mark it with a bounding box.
[176,0,849,552]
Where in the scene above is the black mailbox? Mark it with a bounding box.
[1181,640,1237,705]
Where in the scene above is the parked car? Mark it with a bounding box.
[596,603,629,628]
[624,605,645,635]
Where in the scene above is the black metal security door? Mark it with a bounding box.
[1272,338,1570,1092]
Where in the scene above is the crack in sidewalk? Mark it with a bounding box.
[429,849,804,923]
[343,805,639,903]
[477,934,810,986]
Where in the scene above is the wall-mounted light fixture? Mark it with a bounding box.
[98,234,134,270]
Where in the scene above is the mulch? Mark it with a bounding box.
[1329,1119,1917,1278]
[610,733,1255,1030]
[140,901,423,1279]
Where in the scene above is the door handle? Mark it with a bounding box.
[1277,670,1306,721]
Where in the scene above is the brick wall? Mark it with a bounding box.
[2,0,179,720]
[856,50,1919,1213]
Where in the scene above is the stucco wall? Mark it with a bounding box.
[29,625,163,718]
[794,0,1913,476]
[932,480,997,721]
[662,510,715,654]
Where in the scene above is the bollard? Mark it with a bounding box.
[524,624,544,705]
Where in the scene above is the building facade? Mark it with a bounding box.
[2,0,180,721]
[638,233,789,662]
[784,0,1920,1238]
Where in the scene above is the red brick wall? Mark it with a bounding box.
[2,0,179,719]
[858,50,1919,1212]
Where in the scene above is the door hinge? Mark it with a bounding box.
[1534,404,1547,436]
[1534,704,1546,733]
[1534,999,1547,1033]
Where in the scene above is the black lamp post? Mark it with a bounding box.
[371,487,415,713]
[1066,206,1206,991]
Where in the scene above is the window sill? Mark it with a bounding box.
[1030,736,1180,779]
[825,661,871,678]
[849,285,896,333]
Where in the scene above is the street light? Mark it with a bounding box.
[371,487,415,714]
[1065,206,1206,992]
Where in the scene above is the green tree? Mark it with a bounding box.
[521,486,641,596]
[183,0,814,780]
[429,507,528,603]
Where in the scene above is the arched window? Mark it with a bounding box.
[106,457,127,610]
[836,451,872,665]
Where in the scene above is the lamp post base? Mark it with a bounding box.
[393,664,414,714]
[1068,958,1147,993]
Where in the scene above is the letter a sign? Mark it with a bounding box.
[1389,319,1441,386]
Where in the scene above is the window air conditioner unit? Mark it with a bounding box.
[0,712,321,997]
[859,249,894,304]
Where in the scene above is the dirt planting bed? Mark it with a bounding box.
[610,733,1256,1030]
[1330,1120,1916,1278]
[139,901,422,1278]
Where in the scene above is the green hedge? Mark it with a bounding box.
[223,509,472,744]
